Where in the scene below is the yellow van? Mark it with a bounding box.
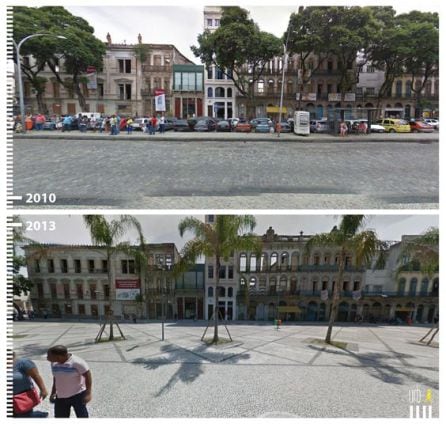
[376,118,411,133]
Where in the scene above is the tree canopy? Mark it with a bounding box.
[13,6,106,111]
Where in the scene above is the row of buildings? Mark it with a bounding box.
[19,217,438,325]
[14,7,439,121]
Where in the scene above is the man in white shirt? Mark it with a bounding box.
[47,345,92,418]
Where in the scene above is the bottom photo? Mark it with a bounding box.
[9,214,439,418]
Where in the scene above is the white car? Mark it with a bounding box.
[423,118,439,130]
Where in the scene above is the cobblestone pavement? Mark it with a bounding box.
[10,321,439,418]
[12,136,438,209]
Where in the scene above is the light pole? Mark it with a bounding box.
[13,33,66,131]
[277,24,293,138]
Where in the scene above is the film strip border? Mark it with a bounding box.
[6,7,14,209]
[6,216,19,417]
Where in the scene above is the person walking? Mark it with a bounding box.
[13,352,48,417]
[159,114,166,134]
[150,115,158,135]
[47,345,92,418]
[62,115,72,132]
[126,117,133,134]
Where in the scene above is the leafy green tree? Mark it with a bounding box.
[12,217,33,299]
[13,6,106,111]
[191,6,282,117]
[83,215,145,340]
[175,215,261,343]
[306,216,381,344]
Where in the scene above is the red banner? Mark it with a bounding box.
[115,279,140,289]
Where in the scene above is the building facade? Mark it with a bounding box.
[172,64,204,118]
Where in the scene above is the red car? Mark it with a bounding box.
[409,120,434,133]
[234,122,252,133]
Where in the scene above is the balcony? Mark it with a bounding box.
[142,65,171,73]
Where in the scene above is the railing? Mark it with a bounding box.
[142,65,171,73]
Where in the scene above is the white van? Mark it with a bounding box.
[80,112,102,120]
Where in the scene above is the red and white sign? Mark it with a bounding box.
[155,88,166,111]
[115,279,140,300]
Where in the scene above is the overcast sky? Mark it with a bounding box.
[19,215,438,253]
[64,1,440,64]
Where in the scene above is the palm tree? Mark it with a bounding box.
[176,215,261,344]
[306,215,381,344]
[396,227,439,345]
[83,215,146,341]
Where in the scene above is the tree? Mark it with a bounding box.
[191,6,282,117]
[175,215,261,343]
[13,6,106,111]
[306,216,381,344]
[396,227,439,345]
[83,215,145,341]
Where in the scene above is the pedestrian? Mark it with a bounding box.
[339,121,348,137]
[13,351,48,417]
[100,118,106,134]
[159,114,165,134]
[126,117,133,134]
[110,115,117,135]
[116,114,121,134]
[35,113,45,131]
[47,345,92,418]
[150,115,158,135]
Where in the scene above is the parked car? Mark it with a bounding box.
[250,117,273,129]
[234,122,252,133]
[276,121,292,133]
[229,118,240,128]
[375,118,411,133]
[423,118,439,130]
[42,120,57,130]
[310,119,328,133]
[131,117,149,131]
[194,118,217,132]
[216,120,232,132]
[346,119,385,134]
[173,119,193,132]
[255,122,272,133]
[164,118,176,131]
[409,120,434,133]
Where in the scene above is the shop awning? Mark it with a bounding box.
[266,106,287,113]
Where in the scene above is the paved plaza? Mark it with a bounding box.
[11,321,439,418]
[12,133,438,209]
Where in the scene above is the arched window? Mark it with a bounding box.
[396,80,402,96]
[409,278,418,295]
[240,277,246,288]
[249,276,257,289]
[249,254,257,272]
[215,87,225,97]
[420,278,429,295]
[239,253,247,272]
[405,81,412,97]
[260,253,268,271]
[280,252,289,270]
[208,286,213,297]
[207,87,213,98]
[398,278,406,295]
[270,252,278,270]
[291,252,299,271]
[279,276,287,292]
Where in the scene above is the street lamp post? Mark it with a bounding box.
[13,33,66,132]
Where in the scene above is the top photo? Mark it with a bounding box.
[9,4,439,209]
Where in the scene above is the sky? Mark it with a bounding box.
[19,214,439,253]
[64,1,441,64]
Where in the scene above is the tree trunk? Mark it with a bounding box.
[74,77,87,111]
[325,252,345,344]
[213,257,220,343]
[36,92,47,114]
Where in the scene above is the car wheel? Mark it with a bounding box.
[389,129,396,133]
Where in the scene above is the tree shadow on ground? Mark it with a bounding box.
[132,342,250,397]
[307,344,438,389]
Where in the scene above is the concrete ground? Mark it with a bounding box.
[10,321,439,418]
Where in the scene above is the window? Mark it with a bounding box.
[420,278,429,295]
[50,284,57,299]
[90,284,96,300]
[215,87,225,97]
[118,59,131,73]
[216,67,224,80]
[215,19,220,27]
[48,259,55,273]
[218,286,225,297]
[227,88,232,98]
[174,72,182,90]
[88,260,95,273]
[102,260,108,272]
[207,87,213,98]
[270,253,278,270]
[121,260,135,274]
[34,260,40,273]
[367,65,375,73]
[74,259,81,273]
[228,265,234,279]
[207,67,213,79]
[258,80,264,94]
[239,253,247,272]
[219,266,226,279]
[104,285,110,299]
[207,18,213,27]
[228,287,233,297]
[250,254,257,271]
[97,83,104,98]
[60,259,68,273]
[208,264,214,279]
[63,284,70,299]
[208,286,214,297]
[77,284,84,300]
[208,215,214,223]
[366,87,375,96]
[119,84,132,100]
